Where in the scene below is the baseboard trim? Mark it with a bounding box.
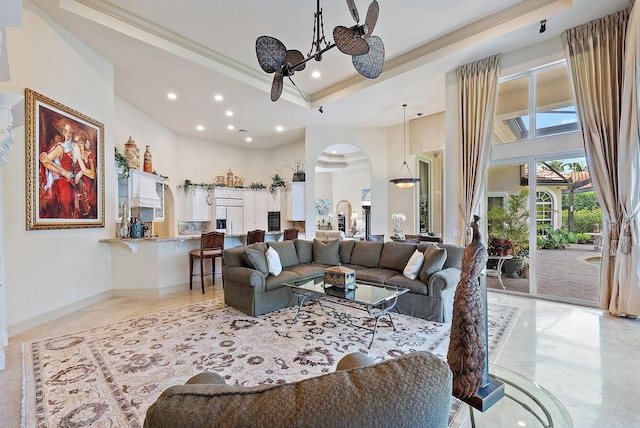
[7,291,112,337]
[111,284,188,297]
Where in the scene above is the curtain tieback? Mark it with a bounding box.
[609,222,620,256]
[620,218,633,254]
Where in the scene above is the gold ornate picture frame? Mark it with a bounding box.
[25,88,105,229]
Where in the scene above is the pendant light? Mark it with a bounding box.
[390,104,420,188]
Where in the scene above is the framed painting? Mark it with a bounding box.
[25,88,105,229]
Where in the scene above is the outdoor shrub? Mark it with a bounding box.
[537,225,573,249]
[575,233,591,242]
[562,208,603,234]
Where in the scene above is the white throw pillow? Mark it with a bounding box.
[403,249,424,280]
[266,246,282,276]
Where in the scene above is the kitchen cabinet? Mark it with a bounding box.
[118,169,165,222]
[243,189,268,233]
[267,188,285,212]
[177,186,212,221]
[287,182,305,221]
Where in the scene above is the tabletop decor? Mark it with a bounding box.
[391,212,406,240]
[25,88,105,230]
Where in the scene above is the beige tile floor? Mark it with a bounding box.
[1,278,638,427]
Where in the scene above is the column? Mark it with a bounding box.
[0,92,23,370]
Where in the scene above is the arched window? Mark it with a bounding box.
[536,190,554,232]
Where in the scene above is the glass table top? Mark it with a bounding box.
[464,365,573,427]
[283,276,408,307]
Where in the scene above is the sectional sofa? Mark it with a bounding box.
[221,238,464,322]
[144,351,452,428]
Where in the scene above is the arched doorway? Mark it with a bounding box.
[314,144,370,238]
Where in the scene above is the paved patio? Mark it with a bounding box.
[486,243,601,305]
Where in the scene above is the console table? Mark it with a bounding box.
[486,255,512,289]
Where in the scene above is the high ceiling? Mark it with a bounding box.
[30,0,628,149]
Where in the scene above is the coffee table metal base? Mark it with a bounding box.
[289,288,400,348]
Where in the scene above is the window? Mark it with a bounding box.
[536,190,554,232]
[493,62,578,145]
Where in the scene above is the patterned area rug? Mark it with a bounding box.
[22,297,519,427]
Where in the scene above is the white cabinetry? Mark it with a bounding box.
[177,186,212,221]
[287,182,306,221]
[267,188,284,212]
[243,189,268,233]
[118,169,165,222]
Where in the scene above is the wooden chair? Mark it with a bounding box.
[368,234,385,242]
[246,229,265,245]
[283,228,299,241]
[189,231,224,294]
[404,234,421,243]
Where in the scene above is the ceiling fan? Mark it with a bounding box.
[255,0,385,102]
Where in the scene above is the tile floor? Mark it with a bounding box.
[1,279,638,427]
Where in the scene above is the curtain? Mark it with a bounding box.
[457,54,502,244]
[563,6,639,316]
[614,1,640,316]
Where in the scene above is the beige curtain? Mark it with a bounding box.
[614,1,640,316]
[563,6,639,316]
[457,54,502,244]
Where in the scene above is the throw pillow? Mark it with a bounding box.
[312,239,340,265]
[243,248,269,275]
[267,241,299,267]
[403,250,424,280]
[349,241,384,268]
[266,247,282,276]
[339,240,356,264]
[294,239,313,264]
[419,246,447,283]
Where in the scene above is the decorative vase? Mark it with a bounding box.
[119,204,130,238]
[124,136,140,170]
[226,168,234,187]
[143,145,152,173]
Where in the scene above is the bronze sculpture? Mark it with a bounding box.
[447,215,488,398]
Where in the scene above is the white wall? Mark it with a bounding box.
[306,127,391,238]
[0,1,115,333]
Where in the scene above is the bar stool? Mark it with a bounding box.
[246,229,265,245]
[283,228,298,240]
[189,231,224,294]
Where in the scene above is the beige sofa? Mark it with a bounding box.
[222,239,464,322]
[144,351,452,428]
[314,230,348,240]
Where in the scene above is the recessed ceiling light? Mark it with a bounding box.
[167,92,177,100]
[227,125,235,130]
[312,71,321,78]
[245,137,252,142]
[214,94,223,101]
[276,126,284,132]
[196,125,204,131]
[225,110,233,117]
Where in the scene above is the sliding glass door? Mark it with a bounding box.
[486,156,600,306]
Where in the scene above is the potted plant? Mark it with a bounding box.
[284,155,305,182]
[487,188,529,278]
[269,173,286,195]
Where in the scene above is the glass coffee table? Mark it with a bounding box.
[283,276,408,348]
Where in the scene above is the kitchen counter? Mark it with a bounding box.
[99,231,288,296]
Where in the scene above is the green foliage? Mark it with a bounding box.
[562,191,599,211]
[115,148,131,178]
[487,188,529,257]
[176,179,223,195]
[537,225,575,249]
[269,173,286,195]
[249,182,266,189]
[561,207,603,234]
[575,233,591,242]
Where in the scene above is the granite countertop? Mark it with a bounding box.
[101,230,284,243]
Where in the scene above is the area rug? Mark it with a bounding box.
[22,297,519,428]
